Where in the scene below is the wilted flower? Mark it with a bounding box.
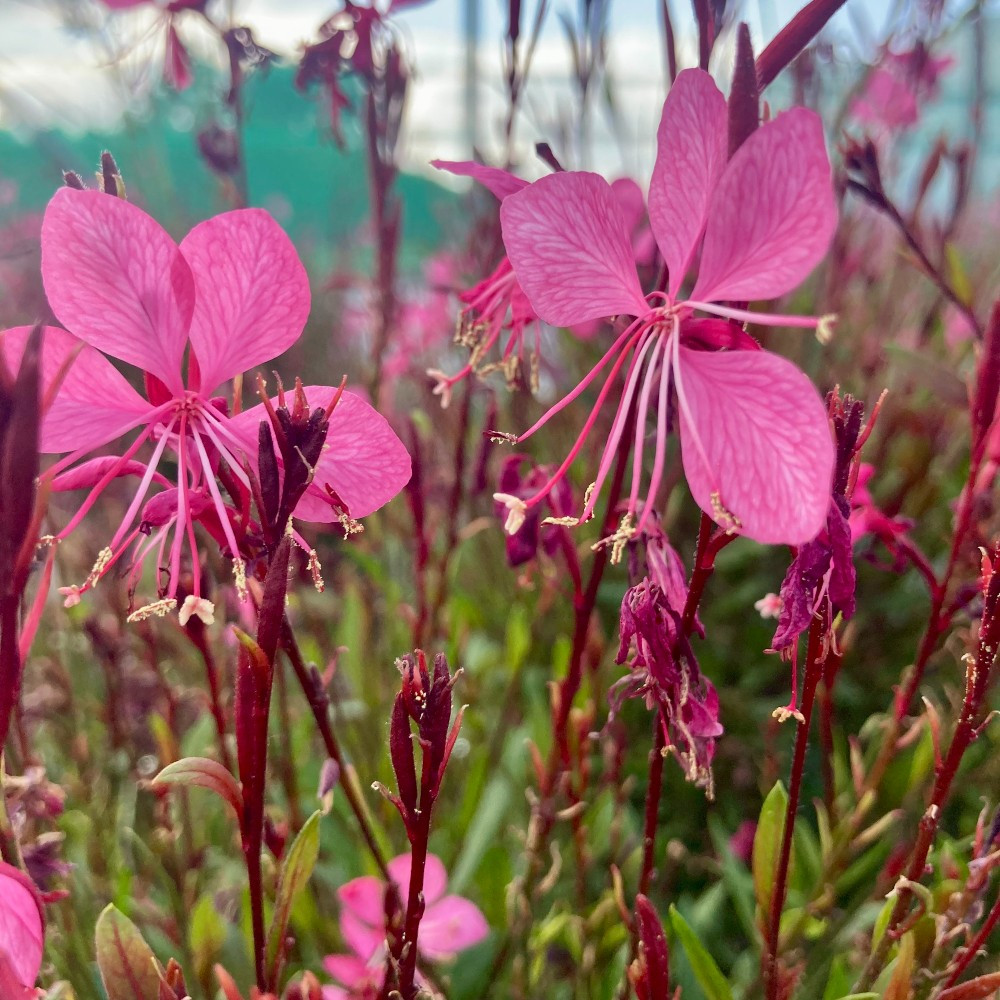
[611,533,721,794]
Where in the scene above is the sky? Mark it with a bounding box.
[0,0,986,184]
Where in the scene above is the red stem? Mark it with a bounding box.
[764,605,827,1000]
[638,720,667,897]
[756,0,850,90]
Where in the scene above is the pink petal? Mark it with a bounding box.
[232,388,410,521]
[323,953,373,987]
[611,177,646,236]
[500,172,648,327]
[180,209,310,393]
[647,69,728,297]
[0,954,34,999]
[387,853,447,907]
[321,987,349,1000]
[0,863,43,987]
[339,908,384,963]
[337,875,385,925]
[431,160,528,201]
[41,188,195,392]
[692,108,837,303]
[418,895,490,961]
[676,346,833,545]
[0,325,153,455]
[51,457,169,492]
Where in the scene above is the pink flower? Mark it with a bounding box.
[495,68,837,548]
[323,853,488,999]
[1,188,410,622]
[0,862,43,995]
[429,160,540,405]
[851,46,953,131]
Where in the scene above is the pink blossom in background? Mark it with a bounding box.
[495,68,837,549]
[323,853,488,999]
[851,45,953,131]
[0,188,409,624]
[428,160,541,405]
[0,863,43,994]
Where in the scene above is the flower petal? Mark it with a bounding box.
[419,895,490,960]
[500,172,648,327]
[339,908,384,963]
[229,388,410,521]
[180,209,310,393]
[41,188,194,391]
[0,325,153,455]
[337,875,385,925]
[323,953,373,988]
[647,69,728,297]
[387,853,447,907]
[0,863,43,987]
[692,108,837,303]
[675,346,833,545]
[431,160,528,201]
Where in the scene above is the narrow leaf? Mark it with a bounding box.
[752,780,788,923]
[265,810,322,985]
[667,905,733,1000]
[95,904,163,1000]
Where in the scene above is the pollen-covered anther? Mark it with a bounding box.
[339,513,364,538]
[83,547,114,588]
[542,515,581,528]
[591,512,636,564]
[494,493,527,535]
[772,705,806,724]
[427,369,453,409]
[487,430,519,445]
[232,558,249,602]
[710,492,742,535]
[307,549,325,593]
[126,598,178,623]
[37,535,58,548]
[816,313,837,345]
[178,595,216,627]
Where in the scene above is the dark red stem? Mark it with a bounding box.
[756,0,850,90]
[764,605,827,1000]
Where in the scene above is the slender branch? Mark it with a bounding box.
[764,605,827,1000]
[281,618,391,879]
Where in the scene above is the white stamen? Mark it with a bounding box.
[127,598,178,623]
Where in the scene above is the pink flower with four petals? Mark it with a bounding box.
[494,68,838,548]
[1,188,410,623]
[323,853,488,999]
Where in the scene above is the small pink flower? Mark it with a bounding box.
[851,45,953,131]
[429,160,540,405]
[1,188,410,621]
[323,853,488,999]
[496,68,837,548]
[0,862,43,994]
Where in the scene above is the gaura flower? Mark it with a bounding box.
[494,68,837,549]
[429,160,540,405]
[323,853,488,999]
[1,187,410,622]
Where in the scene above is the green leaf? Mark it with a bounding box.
[668,905,733,1000]
[752,781,788,922]
[95,904,162,1000]
[265,810,322,985]
[152,757,243,821]
[188,894,226,986]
